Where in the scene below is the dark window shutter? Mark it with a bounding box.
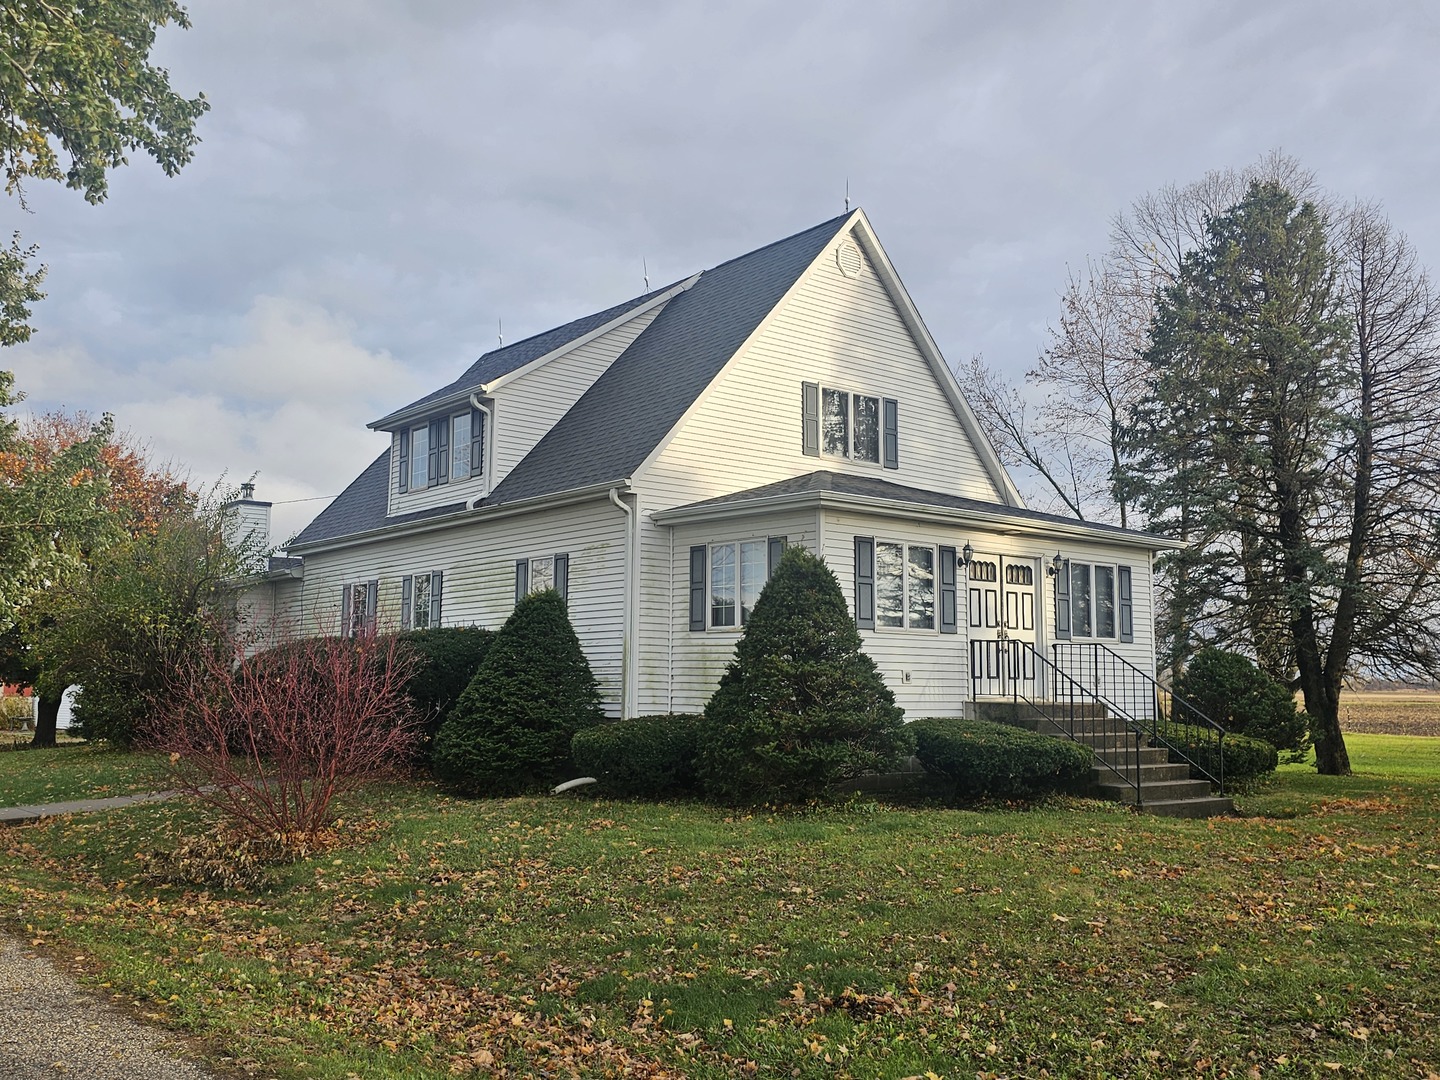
[340,584,352,636]
[471,407,485,481]
[515,559,529,604]
[802,382,820,457]
[1118,565,1134,643]
[553,554,568,603]
[689,546,706,631]
[767,536,786,579]
[433,418,450,485]
[366,580,378,632]
[401,575,413,630]
[430,570,443,626]
[1055,559,1071,640]
[426,424,439,486]
[939,545,958,634]
[882,398,899,470]
[854,536,875,629]
[397,430,410,493]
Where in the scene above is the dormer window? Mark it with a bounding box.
[397,407,485,493]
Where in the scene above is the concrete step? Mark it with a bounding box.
[1093,746,1171,767]
[1092,761,1194,784]
[972,701,1111,727]
[1093,777,1215,804]
[1134,796,1235,819]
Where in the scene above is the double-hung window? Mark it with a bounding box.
[855,537,958,634]
[402,571,444,630]
[688,537,787,630]
[341,580,378,637]
[802,382,899,469]
[515,553,569,603]
[1055,560,1133,643]
[397,406,486,493]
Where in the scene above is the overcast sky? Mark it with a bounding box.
[6,1,1439,542]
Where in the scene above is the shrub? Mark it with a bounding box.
[432,589,603,795]
[1173,648,1310,756]
[571,714,703,798]
[1158,722,1278,786]
[696,547,908,805]
[148,629,421,843]
[911,716,1095,799]
[398,626,495,748]
[0,695,33,730]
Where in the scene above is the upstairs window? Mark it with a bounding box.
[802,382,898,469]
[398,407,486,493]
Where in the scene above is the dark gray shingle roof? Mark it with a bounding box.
[666,470,1167,542]
[371,286,677,429]
[290,214,853,549]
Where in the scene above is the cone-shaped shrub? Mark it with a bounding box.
[432,589,602,795]
[696,546,906,804]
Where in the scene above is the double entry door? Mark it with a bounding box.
[967,552,1039,698]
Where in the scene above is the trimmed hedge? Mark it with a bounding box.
[570,714,703,798]
[1174,648,1310,757]
[432,589,603,795]
[397,626,494,747]
[1158,723,1278,786]
[911,716,1094,799]
[697,547,908,805]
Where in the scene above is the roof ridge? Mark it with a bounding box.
[469,280,682,364]
[701,211,855,276]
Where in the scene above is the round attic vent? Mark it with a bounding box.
[836,239,863,279]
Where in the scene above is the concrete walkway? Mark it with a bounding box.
[0,936,220,1079]
[0,790,182,827]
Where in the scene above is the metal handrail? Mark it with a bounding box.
[1052,642,1227,792]
[1010,642,1145,807]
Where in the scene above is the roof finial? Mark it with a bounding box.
[643,257,650,291]
[845,178,850,213]
[498,317,503,348]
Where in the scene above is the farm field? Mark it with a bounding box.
[0,737,1436,1079]
[1337,689,1440,737]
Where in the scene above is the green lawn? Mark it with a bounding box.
[0,739,1436,1079]
[0,744,167,806]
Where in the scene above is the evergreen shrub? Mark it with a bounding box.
[432,589,602,795]
[398,626,494,749]
[1174,648,1311,757]
[696,546,907,805]
[910,716,1094,799]
[1160,722,1278,786]
[570,713,703,798]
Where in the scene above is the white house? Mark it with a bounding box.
[248,210,1182,724]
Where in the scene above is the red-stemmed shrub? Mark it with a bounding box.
[148,628,421,845]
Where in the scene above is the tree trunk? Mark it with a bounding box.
[1309,688,1352,776]
[29,693,60,749]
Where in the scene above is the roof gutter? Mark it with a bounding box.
[652,488,1185,551]
[466,392,492,510]
[288,479,631,556]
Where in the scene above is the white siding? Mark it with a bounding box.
[289,499,629,714]
[641,509,819,715]
[490,303,667,488]
[237,576,305,656]
[638,229,1004,512]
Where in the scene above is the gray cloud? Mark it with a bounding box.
[6,0,1440,538]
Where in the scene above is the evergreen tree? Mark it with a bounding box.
[696,546,907,804]
[432,589,602,795]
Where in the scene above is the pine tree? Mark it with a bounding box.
[432,589,602,795]
[696,546,907,804]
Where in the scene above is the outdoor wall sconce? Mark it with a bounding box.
[961,541,974,565]
[1046,551,1065,577]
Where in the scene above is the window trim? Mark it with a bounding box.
[396,405,485,494]
[516,552,569,604]
[707,537,770,631]
[1062,559,1122,641]
[401,570,444,631]
[802,381,897,470]
[341,579,378,638]
[687,536,786,632]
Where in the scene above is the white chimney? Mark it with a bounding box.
[224,482,272,573]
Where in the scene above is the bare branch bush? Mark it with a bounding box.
[148,627,421,850]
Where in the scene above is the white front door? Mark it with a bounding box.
[967,553,1038,698]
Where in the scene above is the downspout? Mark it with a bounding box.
[466,391,492,511]
[608,487,637,719]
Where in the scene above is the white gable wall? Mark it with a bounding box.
[637,226,1004,512]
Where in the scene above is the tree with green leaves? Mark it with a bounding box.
[1123,181,1440,775]
[0,0,207,343]
[696,546,907,804]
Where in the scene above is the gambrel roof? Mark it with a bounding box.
[291,214,852,549]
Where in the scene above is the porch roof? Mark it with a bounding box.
[651,471,1185,550]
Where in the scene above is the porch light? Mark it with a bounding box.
[961,541,973,565]
[1046,551,1065,577]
